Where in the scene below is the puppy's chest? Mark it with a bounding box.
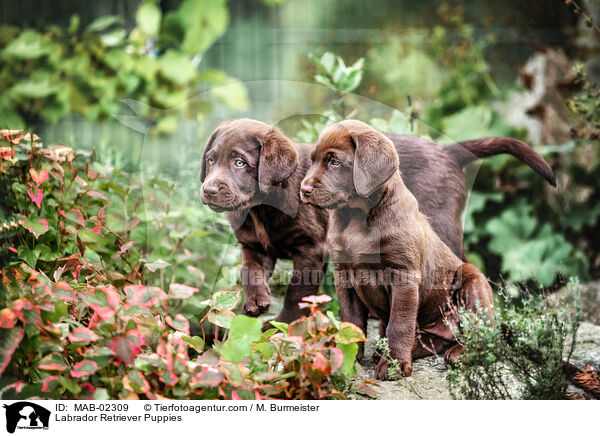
[327,217,383,263]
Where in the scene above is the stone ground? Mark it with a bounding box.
[264,281,600,400]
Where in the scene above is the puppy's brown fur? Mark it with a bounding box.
[301,120,494,379]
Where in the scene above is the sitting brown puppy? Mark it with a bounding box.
[200,118,552,324]
[300,120,494,379]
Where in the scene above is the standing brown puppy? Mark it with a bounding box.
[300,120,494,379]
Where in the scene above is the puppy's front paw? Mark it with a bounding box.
[242,285,271,316]
[375,358,390,380]
[374,357,413,380]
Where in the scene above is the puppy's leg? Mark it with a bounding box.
[376,278,419,380]
[335,268,369,361]
[274,247,327,324]
[444,262,494,364]
[372,319,388,364]
[241,247,275,316]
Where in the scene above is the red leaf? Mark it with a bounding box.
[0,308,17,328]
[165,314,190,335]
[74,175,88,187]
[83,287,120,320]
[19,218,49,239]
[52,281,76,302]
[119,241,134,255]
[169,283,199,299]
[0,327,24,376]
[41,375,60,392]
[301,294,332,305]
[330,347,344,373]
[38,352,67,371]
[312,352,331,373]
[0,129,22,137]
[27,187,44,208]
[60,209,85,226]
[87,191,109,201]
[29,168,49,186]
[90,206,106,234]
[124,284,166,308]
[0,147,15,160]
[107,330,142,365]
[71,360,99,377]
[190,365,225,388]
[68,327,101,343]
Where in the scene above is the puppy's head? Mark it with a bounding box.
[200,118,298,212]
[300,120,398,209]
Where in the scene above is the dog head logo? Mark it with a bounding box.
[2,402,50,434]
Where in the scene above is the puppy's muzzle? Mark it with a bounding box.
[300,184,314,197]
[202,184,221,197]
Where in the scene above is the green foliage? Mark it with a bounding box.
[219,315,262,363]
[296,51,417,145]
[485,201,586,286]
[362,4,594,285]
[447,278,582,400]
[0,0,247,134]
[309,52,364,94]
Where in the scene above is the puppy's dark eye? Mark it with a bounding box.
[207,157,214,165]
[233,158,246,168]
[328,157,341,167]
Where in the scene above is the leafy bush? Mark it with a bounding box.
[0,0,247,134]
[0,130,369,400]
[446,279,582,400]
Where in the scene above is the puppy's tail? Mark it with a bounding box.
[445,138,556,187]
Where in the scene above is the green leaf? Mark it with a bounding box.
[38,352,68,372]
[442,106,516,142]
[58,375,81,395]
[219,315,262,363]
[0,327,24,376]
[337,343,358,377]
[19,218,49,239]
[1,30,50,60]
[388,110,412,135]
[181,335,205,353]
[9,78,60,99]
[94,388,110,400]
[176,0,229,56]
[18,246,40,268]
[71,360,99,378]
[212,291,240,310]
[269,320,289,333]
[136,2,162,37]
[158,50,196,85]
[207,309,234,328]
[335,322,366,344]
[87,15,122,33]
[145,258,171,272]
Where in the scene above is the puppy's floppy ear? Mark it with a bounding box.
[200,128,220,182]
[257,128,298,192]
[352,130,398,197]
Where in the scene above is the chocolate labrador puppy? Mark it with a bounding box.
[300,120,494,379]
[200,118,553,323]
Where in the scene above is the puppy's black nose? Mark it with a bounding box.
[203,185,220,196]
[301,184,314,196]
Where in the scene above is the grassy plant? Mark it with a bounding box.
[447,278,583,400]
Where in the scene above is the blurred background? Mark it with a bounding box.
[1,0,599,308]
